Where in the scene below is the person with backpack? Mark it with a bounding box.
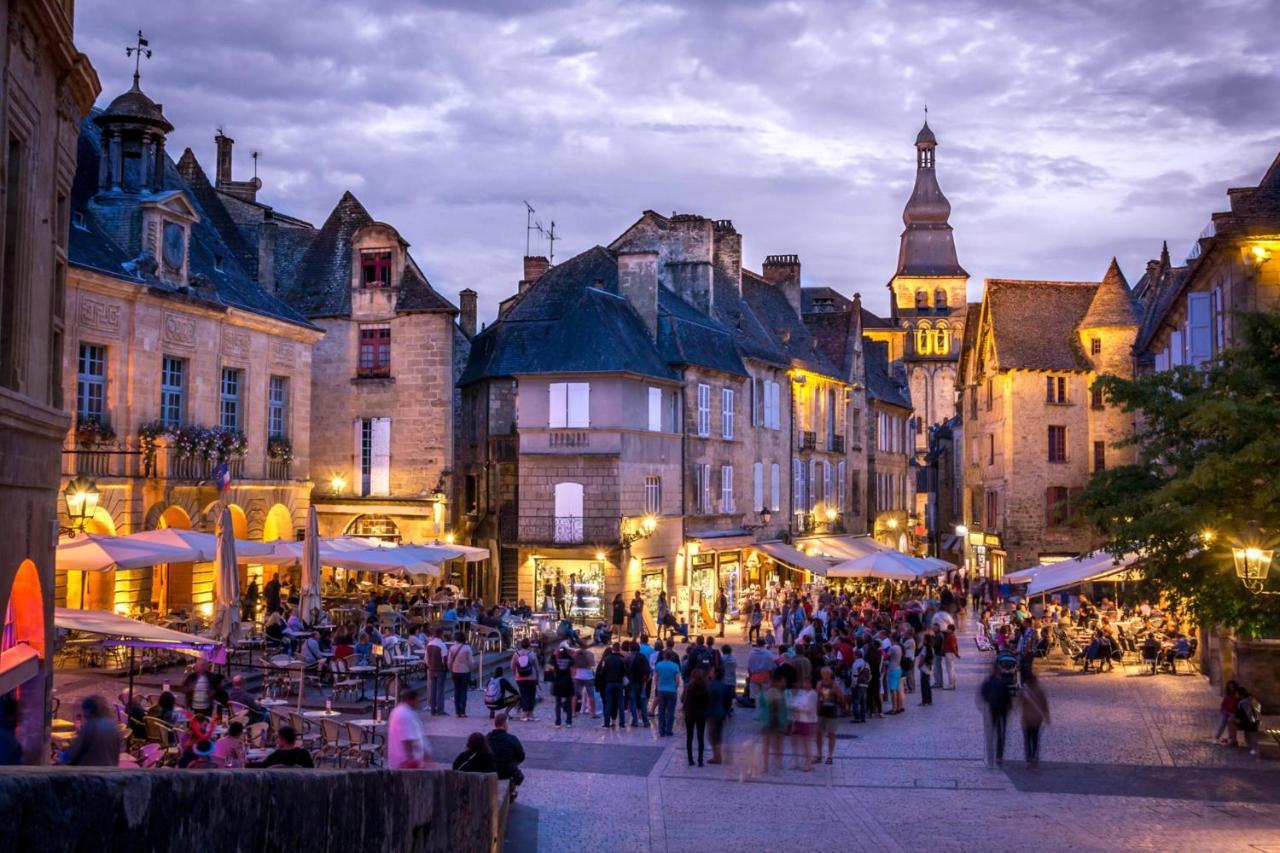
[627,641,652,727]
[1233,685,1263,757]
[850,649,871,723]
[425,629,449,716]
[511,639,540,722]
[549,646,576,727]
[597,643,628,729]
[978,659,1017,766]
[484,667,520,717]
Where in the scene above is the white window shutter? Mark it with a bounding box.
[370,417,391,496]
[753,462,763,512]
[722,388,734,438]
[648,387,662,432]
[566,382,590,427]
[701,463,711,513]
[353,418,366,497]
[549,383,567,428]
[770,463,780,512]
[837,461,846,512]
[823,460,832,506]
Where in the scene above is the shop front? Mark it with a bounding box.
[533,557,606,621]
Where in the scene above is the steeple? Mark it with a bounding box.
[93,33,172,195]
[894,119,965,278]
[1081,258,1140,329]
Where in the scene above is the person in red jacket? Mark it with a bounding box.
[941,624,960,690]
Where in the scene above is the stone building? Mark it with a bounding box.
[271,191,464,561]
[0,0,98,762]
[57,72,321,615]
[1133,151,1280,373]
[958,262,1140,576]
[865,341,915,550]
[459,211,872,627]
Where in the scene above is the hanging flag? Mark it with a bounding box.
[213,461,232,492]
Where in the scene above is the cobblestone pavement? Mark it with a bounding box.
[52,617,1280,852]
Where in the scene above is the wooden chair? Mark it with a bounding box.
[345,721,383,767]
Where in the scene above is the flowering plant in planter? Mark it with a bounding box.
[267,435,295,463]
[214,427,248,461]
[75,416,116,447]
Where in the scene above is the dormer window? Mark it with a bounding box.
[72,211,88,230]
[361,249,392,288]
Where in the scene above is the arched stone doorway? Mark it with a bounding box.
[63,506,117,610]
[154,505,195,614]
[1,559,47,761]
[262,504,294,543]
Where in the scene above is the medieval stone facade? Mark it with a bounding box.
[957,262,1139,576]
[58,73,321,616]
[0,0,99,763]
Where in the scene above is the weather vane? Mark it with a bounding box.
[126,30,152,87]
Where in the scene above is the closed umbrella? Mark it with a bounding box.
[299,507,323,627]
[212,506,241,647]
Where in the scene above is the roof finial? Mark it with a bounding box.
[125,30,152,90]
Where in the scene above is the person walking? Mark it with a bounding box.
[387,688,431,769]
[918,629,935,706]
[448,631,474,718]
[511,639,541,722]
[756,673,789,775]
[59,696,119,767]
[554,577,567,620]
[1215,679,1240,745]
[707,672,730,764]
[864,638,884,718]
[715,587,728,638]
[815,667,844,765]
[683,668,711,767]
[942,624,960,690]
[748,602,763,643]
[978,661,1016,766]
[654,650,682,736]
[1019,671,1050,766]
[426,629,449,716]
[550,646,576,728]
[720,644,738,711]
[598,643,627,729]
[787,677,817,771]
[627,641,652,727]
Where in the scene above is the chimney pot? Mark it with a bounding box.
[522,255,550,286]
[215,131,234,188]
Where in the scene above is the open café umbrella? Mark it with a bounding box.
[126,528,278,563]
[826,550,924,582]
[56,533,200,573]
[212,506,241,647]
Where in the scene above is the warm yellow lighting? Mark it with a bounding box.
[641,514,658,535]
[444,532,455,545]
[886,518,899,530]
[1245,547,1263,561]
[330,475,346,494]
[1201,529,1214,544]
[955,524,969,537]
[595,551,606,562]
[825,507,837,522]
[1251,245,1270,261]
[198,602,213,618]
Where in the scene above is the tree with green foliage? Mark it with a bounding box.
[1078,310,1280,637]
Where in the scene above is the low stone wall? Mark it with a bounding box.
[0,767,503,853]
[1232,638,1280,710]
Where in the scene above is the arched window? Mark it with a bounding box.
[348,514,400,542]
[935,288,948,310]
[934,322,950,355]
[915,321,933,356]
[914,289,928,309]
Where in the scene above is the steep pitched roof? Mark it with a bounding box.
[69,113,314,330]
[1080,259,1140,328]
[865,339,910,409]
[659,287,747,377]
[742,271,843,378]
[459,246,678,386]
[279,192,370,317]
[175,148,260,279]
[985,280,1098,371]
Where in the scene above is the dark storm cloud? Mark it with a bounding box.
[77,0,1280,318]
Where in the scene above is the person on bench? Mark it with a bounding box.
[484,667,521,717]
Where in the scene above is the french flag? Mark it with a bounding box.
[213,462,232,493]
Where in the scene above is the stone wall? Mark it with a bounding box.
[0,767,505,853]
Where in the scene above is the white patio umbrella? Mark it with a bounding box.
[299,507,323,627]
[826,550,924,581]
[127,528,278,563]
[212,506,241,647]
[57,533,201,572]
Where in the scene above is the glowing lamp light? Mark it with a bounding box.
[641,514,658,535]
[886,518,899,530]
[444,532,455,545]
[1200,529,1214,544]
[62,475,100,533]
[330,474,346,494]
[955,524,969,537]
[595,551,606,562]
[825,507,838,522]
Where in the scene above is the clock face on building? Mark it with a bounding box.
[162,221,186,270]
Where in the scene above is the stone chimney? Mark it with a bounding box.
[459,288,478,337]
[618,251,659,338]
[763,254,802,316]
[519,255,550,294]
[215,130,234,187]
[712,220,742,294]
[258,216,277,294]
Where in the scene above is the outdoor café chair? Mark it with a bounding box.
[317,718,348,766]
[345,721,383,767]
[289,712,321,748]
[331,655,363,703]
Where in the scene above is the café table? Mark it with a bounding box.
[347,664,377,700]
[349,718,386,730]
[258,698,290,708]
[302,709,342,718]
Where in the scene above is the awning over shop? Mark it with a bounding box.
[1026,552,1143,596]
[687,531,757,551]
[54,608,224,653]
[755,542,831,576]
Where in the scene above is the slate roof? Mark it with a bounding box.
[459,246,679,386]
[741,271,842,377]
[865,339,910,409]
[1080,259,1141,328]
[69,112,314,330]
[175,148,261,282]
[984,280,1098,371]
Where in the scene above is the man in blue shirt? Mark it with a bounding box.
[653,652,682,737]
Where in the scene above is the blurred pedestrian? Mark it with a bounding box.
[683,668,711,767]
[60,696,119,766]
[1019,671,1050,766]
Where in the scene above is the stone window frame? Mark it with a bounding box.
[159,355,186,427]
[76,341,107,424]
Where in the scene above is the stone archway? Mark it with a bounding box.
[154,505,194,614]
[62,507,117,610]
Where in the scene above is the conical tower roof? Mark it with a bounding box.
[1081,258,1140,328]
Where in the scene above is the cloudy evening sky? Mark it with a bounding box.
[78,0,1280,322]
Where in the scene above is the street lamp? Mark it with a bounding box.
[1232,544,1276,595]
[62,475,100,536]
[620,514,658,548]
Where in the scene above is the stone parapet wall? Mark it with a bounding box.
[0,767,504,853]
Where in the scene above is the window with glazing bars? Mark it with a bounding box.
[160,356,185,427]
[220,367,243,429]
[268,375,288,437]
[76,343,106,423]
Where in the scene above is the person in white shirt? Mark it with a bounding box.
[448,632,475,718]
[387,688,432,769]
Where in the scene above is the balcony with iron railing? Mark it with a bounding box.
[520,428,623,455]
[798,431,816,450]
[512,515,622,546]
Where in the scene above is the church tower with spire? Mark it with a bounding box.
[888,119,969,459]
